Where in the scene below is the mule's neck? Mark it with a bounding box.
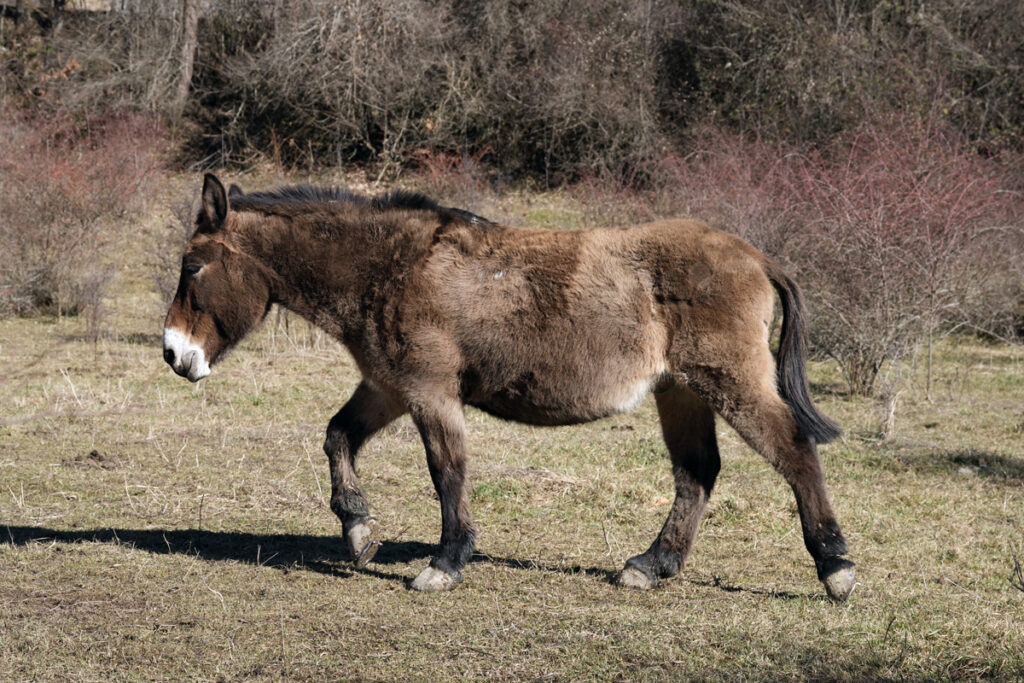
[231,205,439,342]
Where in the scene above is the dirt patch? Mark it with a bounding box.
[66,449,123,470]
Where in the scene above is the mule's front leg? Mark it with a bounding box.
[324,380,405,567]
[409,397,476,592]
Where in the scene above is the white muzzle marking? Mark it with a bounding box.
[163,327,211,382]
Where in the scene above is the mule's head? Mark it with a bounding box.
[163,174,271,382]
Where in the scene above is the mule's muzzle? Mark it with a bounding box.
[163,328,211,382]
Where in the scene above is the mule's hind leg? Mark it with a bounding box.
[687,363,855,602]
[324,379,406,567]
[408,396,476,592]
[618,384,720,590]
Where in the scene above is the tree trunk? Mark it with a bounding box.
[172,0,199,119]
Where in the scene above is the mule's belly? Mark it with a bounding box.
[464,378,665,426]
[460,343,669,426]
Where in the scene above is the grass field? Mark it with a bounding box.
[1,176,1022,680]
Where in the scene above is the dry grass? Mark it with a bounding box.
[1,176,1022,680]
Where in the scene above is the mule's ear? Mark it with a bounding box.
[200,173,229,232]
[228,183,244,199]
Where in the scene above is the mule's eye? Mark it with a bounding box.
[183,263,203,278]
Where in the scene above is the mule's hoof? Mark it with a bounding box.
[617,566,657,590]
[410,565,461,592]
[822,563,856,603]
[353,539,380,569]
[346,520,378,568]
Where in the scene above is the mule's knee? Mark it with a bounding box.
[323,411,357,458]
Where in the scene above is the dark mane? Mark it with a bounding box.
[231,184,496,227]
[232,185,368,211]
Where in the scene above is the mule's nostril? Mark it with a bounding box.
[163,347,176,366]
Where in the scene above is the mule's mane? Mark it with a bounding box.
[231,184,495,227]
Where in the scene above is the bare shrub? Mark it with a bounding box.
[405,148,496,216]
[672,0,1024,151]
[0,5,184,116]
[0,107,165,320]
[572,172,657,228]
[794,119,1019,393]
[195,0,460,170]
[6,1,1021,181]
[649,130,811,265]
[192,0,675,180]
[193,0,1024,179]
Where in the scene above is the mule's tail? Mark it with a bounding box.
[765,262,841,445]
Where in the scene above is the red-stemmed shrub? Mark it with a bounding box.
[793,120,1019,393]
[0,107,165,327]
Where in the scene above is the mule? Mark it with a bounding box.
[163,174,856,600]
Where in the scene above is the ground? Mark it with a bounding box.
[1,174,1022,680]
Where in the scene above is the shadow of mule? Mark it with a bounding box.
[2,525,621,587]
[0,525,429,584]
[3,525,830,599]
[2,525,609,582]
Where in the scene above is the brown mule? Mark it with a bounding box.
[163,174,855,601]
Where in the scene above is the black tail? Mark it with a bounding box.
[766,263,841,445]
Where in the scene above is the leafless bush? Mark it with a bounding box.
[650,130,811,264]
[674,0,1024,152]
[197,0,1024,179]
[1,5,183,116]
[406,148,495,217]
[6,1,1021,181]
[572,172,657,228]
[0,107,165,321]
[191,0,676,180]
[794,119,1019,393]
